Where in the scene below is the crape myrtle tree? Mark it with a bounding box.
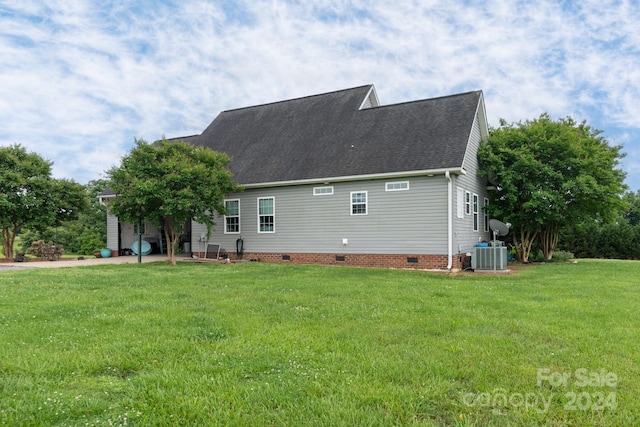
[0,144,87,259]
[107,139,241,265]
[478,114,626,262]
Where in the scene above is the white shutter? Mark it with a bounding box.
[457,187,464,218]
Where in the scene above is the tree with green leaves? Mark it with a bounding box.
[107,139,241,265]
[0,144,87,259]
[558,189,640,260]
[19,179,108,255]
[622,190,640,227]
[478,114,627,262]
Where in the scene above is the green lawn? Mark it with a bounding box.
[1,260,638,426]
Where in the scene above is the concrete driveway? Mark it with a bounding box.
[0,254,169,271]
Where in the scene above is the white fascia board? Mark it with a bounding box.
[476,91,489,139]
[241,168,465,189]
[97,194,117,205]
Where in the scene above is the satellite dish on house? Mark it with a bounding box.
[487,219,512,272]
[489,219,511,237]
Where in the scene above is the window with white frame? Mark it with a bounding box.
[465,191,471,215]
[473,194,479,232]
[134,221,146,235]
[385,181,409,191]
[313,186,334,195]
[351,191,367,215]
[483,197,490,232]
[258,197,275,233]
[457,187,464,219]
[224,199,240,234]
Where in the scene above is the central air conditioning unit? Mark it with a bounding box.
[471,219,511,271]
[472,246,508,270]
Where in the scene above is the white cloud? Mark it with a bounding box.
[1,0,639,190]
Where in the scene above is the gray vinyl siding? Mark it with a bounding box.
[192,176,450,256]
[454,112,491,255]
[106,211,119,251]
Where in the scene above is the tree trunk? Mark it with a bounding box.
[163,218,175,266]
[162,216,181,266]
[170,233,180,265]
[513,226,537,263]
[2,227,10,259]
[2,226,16,260]
[539,222,560,260]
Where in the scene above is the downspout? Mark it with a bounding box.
[445,171,453,270]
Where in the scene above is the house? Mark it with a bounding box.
[101,84,492,269]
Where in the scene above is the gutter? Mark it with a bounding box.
[445,170,453,270]
[241,167,465,189]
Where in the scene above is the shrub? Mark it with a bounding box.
[77,228,106,255]
[529,249,547,263]
[27,240,64,260]
[551,250,574,262]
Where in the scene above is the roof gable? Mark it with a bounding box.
[191,85,482,185]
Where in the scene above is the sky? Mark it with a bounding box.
[1,0,639,191]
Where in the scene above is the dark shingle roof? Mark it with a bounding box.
[190,85,482,185]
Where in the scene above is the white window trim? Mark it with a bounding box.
[473,193,479,232]
[385,181,409,192]
[224,199,241,234]
[483,197,490,232]
[350,191,368,216]
[313,186,334,196]
[257,197,275,233]
[465,191,471,216]
[134,221,146,235]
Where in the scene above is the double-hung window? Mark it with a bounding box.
[483,198,490,232]
[351,191,367,215]
[258,197,275,232]
[465,191,471,215]
[224,199,240,234]
[134,222,146,235]
[473,194,479,232]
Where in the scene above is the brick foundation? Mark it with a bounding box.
[194,251,462,270]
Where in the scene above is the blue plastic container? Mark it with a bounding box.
[131,240,152,255]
